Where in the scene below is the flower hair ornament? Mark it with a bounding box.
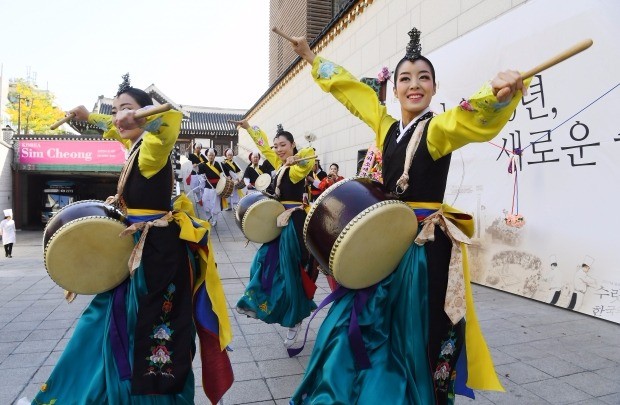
[117,73,131,96]
[404,27,422,61]
[276,124,285,134]
[304,132,317,146]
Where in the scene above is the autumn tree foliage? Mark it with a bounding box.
[7,80,66,135]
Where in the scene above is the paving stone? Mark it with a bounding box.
[229,347,254,363]
[559,371,620,397]
[13,339,58,354]
[494,361,552,384]
[599,392,620,404]
[265,374,302,400]
[524,355,585,377]
[469,379,550,404]
[522,378,593,404]
[250,344,291,361]
[499,342,554,362]
[231,360,262,381]
[257,358,305,378]
[221,379,273,404]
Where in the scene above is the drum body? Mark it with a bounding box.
[216,177,235,198]
[304,177,418,289]
[43,200,134,294]
[234,179,246,190]
[235,193,285,243]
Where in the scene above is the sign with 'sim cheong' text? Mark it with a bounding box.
[18,140,127,165]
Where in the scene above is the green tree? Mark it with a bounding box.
[7,80,66,135]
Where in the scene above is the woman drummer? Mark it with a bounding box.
[222,147,246,208]
[33,75,232,404]
[288,28,529,403]
[243,151,264,193]
[233,120,318,348]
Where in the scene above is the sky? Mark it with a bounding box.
[0,0,269,112]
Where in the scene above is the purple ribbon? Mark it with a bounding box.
[288,284,377,370]
[261,237,280,294]
[109,280,131,380]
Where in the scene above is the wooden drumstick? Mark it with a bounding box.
[50,103,172,130]
[50,113,76,130]
[293,155,318,163]
[134,103,172,119]
[272,27,298,45]
[521,39,593,79]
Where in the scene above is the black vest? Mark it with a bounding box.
[382,118,451,203]
[123,149,173,211]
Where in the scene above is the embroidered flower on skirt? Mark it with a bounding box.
[145,283,176,377]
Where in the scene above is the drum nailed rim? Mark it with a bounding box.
[328,199,417,288]
[241,198,285,243]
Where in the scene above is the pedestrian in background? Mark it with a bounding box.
[1,209,16,258]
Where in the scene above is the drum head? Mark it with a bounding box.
[44,217,134,294]
[254,173,272,191]
[330,201,418,289]
[242,199,285,243]
[215,177,226,194]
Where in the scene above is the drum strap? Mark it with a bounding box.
[287,284,376,370]
[395,117,432,195]
[276,201,306,227]
[106,141,142,214]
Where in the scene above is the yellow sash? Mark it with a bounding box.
[406,201,504,392]
[206,162,221,176]
[125,197,232,350]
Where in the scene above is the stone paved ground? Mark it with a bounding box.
[1,210,619,404]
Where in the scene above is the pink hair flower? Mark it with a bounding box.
[377,67,391,83]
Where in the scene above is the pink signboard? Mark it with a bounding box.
[18,140,127,165]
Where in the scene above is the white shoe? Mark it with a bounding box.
[236,306,257,318]
[284,323,302,348]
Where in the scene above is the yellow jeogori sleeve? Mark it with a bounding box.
[427,78,532,160]
[311,56,397,150]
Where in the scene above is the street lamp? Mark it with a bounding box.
[2,125,15,144]
[7,93,29,135]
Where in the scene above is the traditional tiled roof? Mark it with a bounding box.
[68,90,246,137]
[179,106,244,136]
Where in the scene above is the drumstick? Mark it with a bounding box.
[293,155,318,164]
[50,113,75,130]
[50,103,172,130]
[134,103,172,119]
[272,27,298,45]
[521,39,593,79]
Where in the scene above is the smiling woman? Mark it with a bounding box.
[286,27,530,404]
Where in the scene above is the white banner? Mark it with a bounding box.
[386,0,620,323]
